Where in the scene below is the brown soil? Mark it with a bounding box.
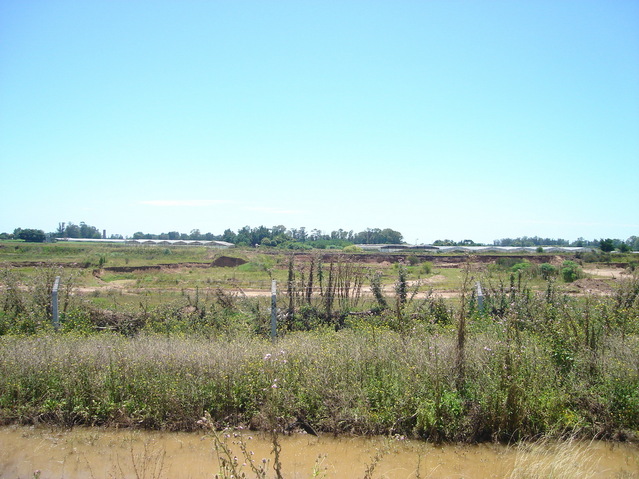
[566,278,616,295]
[289,253,563,265]
[211,256,247,267]
[90,256,248,275]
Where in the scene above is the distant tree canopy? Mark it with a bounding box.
[13,228,46,242]
[599,238,615,253]
[491,236,639,252]
[56,222,102,239]
[494,236,572,247]
[128,225,403,247]
[433,239,479,246]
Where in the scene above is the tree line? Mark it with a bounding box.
[0,222,404,248]
[432,236,639,251]
[2,222,638,251]
[492,235,639,252]
[132,225,404,248]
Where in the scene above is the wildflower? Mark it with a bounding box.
[264,353,272,360]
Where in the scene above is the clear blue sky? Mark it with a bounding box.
[1,0,638,244]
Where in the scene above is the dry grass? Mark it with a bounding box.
[508,437,600,479]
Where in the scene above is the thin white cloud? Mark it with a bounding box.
[140,200,231,207]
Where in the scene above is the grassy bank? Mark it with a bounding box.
[1,321,637,441]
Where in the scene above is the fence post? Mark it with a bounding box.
[270,279,277,341]
[476,281,484,313]
[52,276,61,331]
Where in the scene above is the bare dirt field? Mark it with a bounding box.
[583,266,631,279]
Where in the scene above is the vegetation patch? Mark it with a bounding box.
[0,246,638,444]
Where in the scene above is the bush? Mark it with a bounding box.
[561,261,583,283]
[539,263,557,280]
[511,262,532,274]
[420,261,433,275]
[496,257,521,269]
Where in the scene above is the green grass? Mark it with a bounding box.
[0,241,232,266]
[0,326,637,441]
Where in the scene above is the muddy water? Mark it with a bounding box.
[1,426,637,479]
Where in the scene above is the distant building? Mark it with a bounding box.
[356,244,594,253]
[55,238,235,248]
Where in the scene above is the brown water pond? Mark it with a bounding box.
[0,426,637,478]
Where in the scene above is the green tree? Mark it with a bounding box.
[65,223,81,238]
[16,228,46,242]
[79,222,101,239]
[221,229,237,243]
[599,238,615,252]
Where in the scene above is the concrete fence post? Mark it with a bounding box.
[270,279,277,341]
[52,276,61,331]
[476,281,484,313]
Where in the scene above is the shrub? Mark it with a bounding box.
[420,261,433,275]
[496,257,521,270]
[511,262,531,274]
[561,261,583,283]
[407,255,419,266]
[539,263,557,280]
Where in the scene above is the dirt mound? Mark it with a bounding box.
[212,256,247,267]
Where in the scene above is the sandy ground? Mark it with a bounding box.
[582,267,631,278]
[35,264,635,302]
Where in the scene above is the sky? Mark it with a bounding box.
[1,1,638,244]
